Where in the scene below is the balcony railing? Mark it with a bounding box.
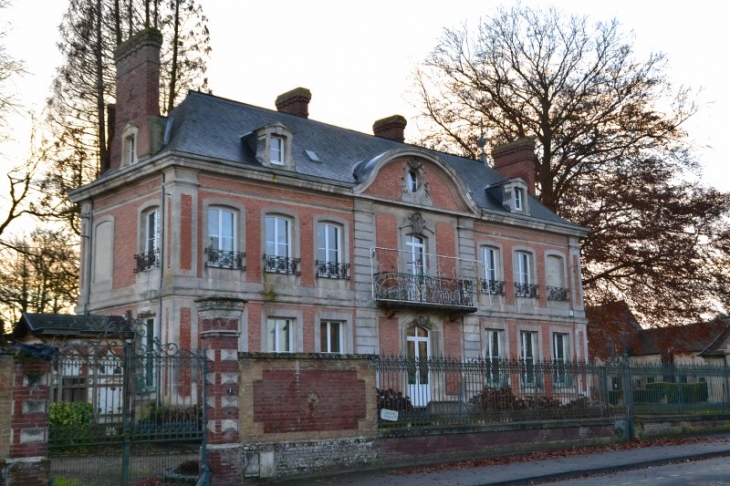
[263,255,300,276]
[315,260,350,279]
[134,250,160,273]
[514,282,538,299]
[480,279,505,296]
[373,272,475,309]
[546,286,570,302]
[205,248,245,270]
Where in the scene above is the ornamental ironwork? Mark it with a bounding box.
[546,286,570,301]
[514,282,538,298]
[133,250,159,273]
[263,254,301,275]
[205,247,245,270]
[481,279,505,296]
[373,272,475,307]
[315,260,350,279]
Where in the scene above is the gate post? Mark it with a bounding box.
[196,297,246,486]
[2,350,51,485]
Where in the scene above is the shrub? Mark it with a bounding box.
[49,402,94,427]
[377,388,413,412]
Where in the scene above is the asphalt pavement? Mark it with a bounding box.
[272,434,730,485]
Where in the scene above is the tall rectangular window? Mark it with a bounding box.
[516,251,531,285]
[405,234,426,275]
[267,318,292,353]
[208,208,237,267]
[553,333,570,386]
[514,187,524,211]
[318,223,340,264]
[482,246,502,294]
[521,331,537,386]
[145,210,159,254]
[320,321,342,353]
[265,216,290,257]
[485,330,502,385]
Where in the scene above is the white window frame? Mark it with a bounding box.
[270,136,284,165]
[317,223,340,265]
[267,318,292,353]
[208,207,237,267]
[514,187,524,211]
[144,209,159,254]
[320,320,343,354]
[121,124,139,166]
[405,234,426,275]
[481,246,502,294]
[485,329,503,386]
[516,251,531,285]
[552,333,571,386]
[520,331,538,387]
[266,215,290,258]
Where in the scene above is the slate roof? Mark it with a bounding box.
[635,319,730,357]
[160,91,581,230]
[10,313,131,339]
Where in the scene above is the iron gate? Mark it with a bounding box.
[48,319,208,485]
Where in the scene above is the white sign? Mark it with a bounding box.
[380,409,399,422]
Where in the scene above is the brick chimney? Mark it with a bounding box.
[491,137,537,195]
[108,28,162,173]
[275,87,312,118]
[373,115,407,142]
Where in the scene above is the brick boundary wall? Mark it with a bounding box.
[0,348,51,486]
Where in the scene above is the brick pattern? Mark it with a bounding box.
[0,351,12,460]
[240,354,377,443]
[9,359,50,460]
[253,369,366,433]
[180,194,192,270]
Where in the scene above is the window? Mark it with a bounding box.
[121,124,139,166]
[514,187,524,211]
[135,209,160,272]
[485,330,503,386]
[208,208,240,268]
[265,215,298,274]
[520,331,538,387]
[142,317,156,388]
[481,246,503,295]
[267,318,292,353]
[270,136,283,165]
[405,235,426,275]
[406,170,418,192]
[553,333,570,386]
[514,251,536,298]
[316,223,347,278]
[320,321,342,353]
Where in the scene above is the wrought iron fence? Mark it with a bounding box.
[263,254,301,275]
[315,260,350,279]
[205,247,245,270]
[133,250,160,273]
[374,356,730,428]
[48,321,208,485]
[373,272,475,307]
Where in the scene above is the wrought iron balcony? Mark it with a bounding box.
[263,254,300,276]
[514,282,538,299]
[546,286,570,302]
[315,260,350,279]
[373,272,476,310]
[134,250,160,273]
[205,248,245,270]
[480,279,505,296]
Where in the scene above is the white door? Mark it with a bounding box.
[407,325,431,407]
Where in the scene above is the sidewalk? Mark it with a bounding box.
[274,435,730,485]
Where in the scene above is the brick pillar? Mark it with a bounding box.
[3,352,51,485]
[196,297,246,486]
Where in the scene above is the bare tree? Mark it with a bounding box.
[413,5,730,324]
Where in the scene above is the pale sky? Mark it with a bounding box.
[4,0,728,192]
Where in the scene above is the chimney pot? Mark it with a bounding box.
[373,115,407,142]
[275,87,312,118]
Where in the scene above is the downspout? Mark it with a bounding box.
[158,173,166,339]
[83,199,94,315]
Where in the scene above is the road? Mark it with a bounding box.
[543,456,730,485]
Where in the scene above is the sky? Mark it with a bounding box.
[3,0,728,192]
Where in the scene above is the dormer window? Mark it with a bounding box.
[121,124,139,166]
[514,187,524,211]
[243,122,294,170]
[271,136,284,165]
[401,159,432,206]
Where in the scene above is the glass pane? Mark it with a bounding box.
[209,209,219,237]
[328,226,338,263]
[317,224,326,261]
[320,322,328,352]
[280,321,290,352]
[331,323,341,353]
[222,210,233,238]
[265,217,275,255]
